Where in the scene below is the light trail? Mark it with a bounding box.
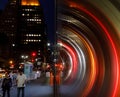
[56,0,120,97]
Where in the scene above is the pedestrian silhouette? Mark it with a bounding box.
[1,72,12,97]
[16,70,27,97]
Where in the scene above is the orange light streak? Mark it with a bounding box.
[68,2,119,97]
[65,27,98,96]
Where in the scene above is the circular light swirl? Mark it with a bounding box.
[58,28,98,97]
[57,0,120,97]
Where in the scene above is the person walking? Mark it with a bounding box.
[1,72,12,97]
[16,70,27,97]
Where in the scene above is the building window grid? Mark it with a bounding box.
[26,18,41,22]
[26,34,41,37]
[17,6,45,47]
[24,39,41,42]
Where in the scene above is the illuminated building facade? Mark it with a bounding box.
[17,0,46,55]
[0,0,47,66]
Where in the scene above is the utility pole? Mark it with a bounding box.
[53,0,59,97]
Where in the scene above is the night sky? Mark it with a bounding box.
[0,0,56,44]
[0,0,7,10]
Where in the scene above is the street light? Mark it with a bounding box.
[9,60,13,64]
[21,55,28,62]
[9,60,14,69]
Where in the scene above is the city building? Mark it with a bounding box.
[0,0,47,68]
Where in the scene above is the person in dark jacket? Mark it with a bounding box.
[1,72,12,97]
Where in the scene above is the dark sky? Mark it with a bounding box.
[0,0,8,10]
[0,0,56,44]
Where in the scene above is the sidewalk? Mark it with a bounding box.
[0,74,53,97]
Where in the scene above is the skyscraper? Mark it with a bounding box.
[0,0,47,67]
[17,0,47,58]
[0,0,17,61]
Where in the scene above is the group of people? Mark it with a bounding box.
[1,70,27,97]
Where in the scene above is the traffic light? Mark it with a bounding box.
[31,52,36,57]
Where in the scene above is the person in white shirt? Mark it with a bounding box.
[16,70,27,97]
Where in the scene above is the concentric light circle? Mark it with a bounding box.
[56,1,120,97]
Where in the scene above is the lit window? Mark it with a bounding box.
[12,25,14,27]
[27,19,29,21]
[22,14,25,16]
[37,22,41,24]
[12,44,15,47]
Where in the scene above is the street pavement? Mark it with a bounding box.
[0,73,54,97]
